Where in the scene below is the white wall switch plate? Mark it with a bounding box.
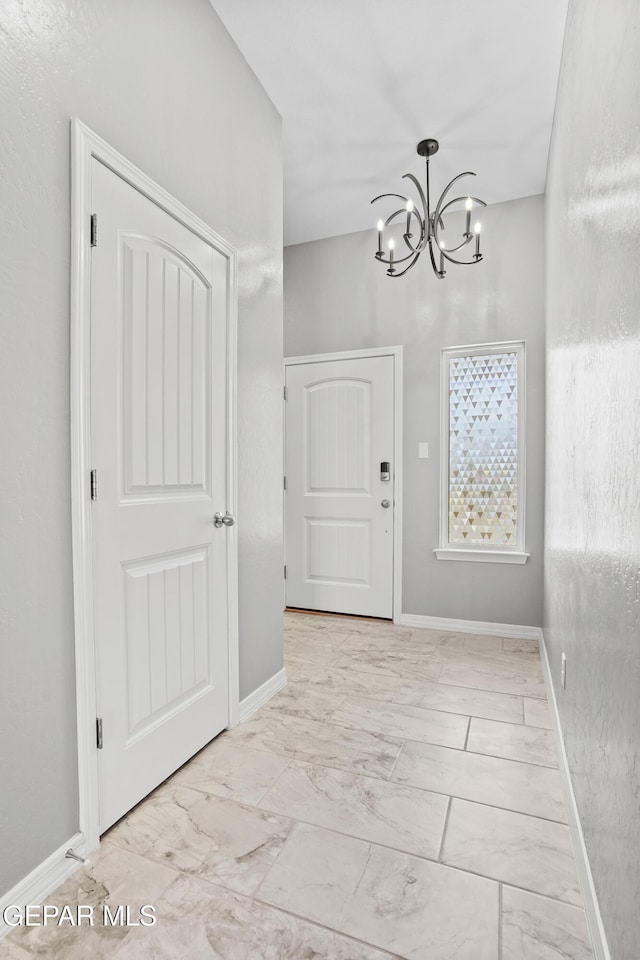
[418,442,429,459]
[561,652,567,689]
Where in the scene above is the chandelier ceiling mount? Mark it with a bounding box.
[416,138,440,157]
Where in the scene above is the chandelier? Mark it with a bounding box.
[372,138,486,279]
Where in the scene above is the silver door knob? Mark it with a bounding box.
[381,499,391,508]
[213,511,235,528]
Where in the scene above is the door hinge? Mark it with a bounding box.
[283,475,287,491]
[90,469,98,501]
[90,213,97,247]
[284,564,287,579]
[283,385,288,401]
[96,717,103,750]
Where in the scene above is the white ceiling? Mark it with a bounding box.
[210,0,568,246]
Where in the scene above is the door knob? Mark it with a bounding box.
[381,499,391,508]
[213,511,235,528]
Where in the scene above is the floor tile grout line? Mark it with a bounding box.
[284,677,404,702]
[463,716,471,750]
[307,664,548,700]
[254,758,293,807]
[429,859,581,908]
[242,886,408,959]
[373,779,569,826]
[389,696,528,726]
[91,836,188,894]
[224,733,568,822]
[499,881,589,911]
[260,704,560,767]
[392,674,546,700]
[143,750,571,868]
[255,800,447,865]
[22,791,584,946]
[251,819,301,902]
[331,692,483,725]
[222,734,416,786]
[286,675,549,732]
[462,746,559,769]
[336,662,545,684]
[248,819,584,918]
[285,673,551,730]
[437,796,453,862]
[326,719,469,752]
[175,834,591,922]
[473,712,553,732]
[233,711,405,752]
[107,817,585,920]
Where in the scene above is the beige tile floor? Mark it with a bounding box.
[1,612,593,959]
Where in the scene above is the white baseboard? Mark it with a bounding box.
[397,612,543,641]
[538,631,611,960]
[238,667,287,723]
[0,831,87,940]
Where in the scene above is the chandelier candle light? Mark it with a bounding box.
[372,138,486,279]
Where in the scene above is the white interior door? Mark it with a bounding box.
[285,355,394,619]
[90,159,232,832]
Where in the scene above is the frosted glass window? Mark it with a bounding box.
[447,348,521,547]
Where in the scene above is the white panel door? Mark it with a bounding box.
[90,159,231,832]
[285,356,394,618]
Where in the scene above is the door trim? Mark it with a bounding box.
[284,346,403,622]
[70,119,239,855]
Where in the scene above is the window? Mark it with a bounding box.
[435,342,528,564]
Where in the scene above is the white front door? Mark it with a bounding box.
[285,355,395,619]
[90,159,232,832]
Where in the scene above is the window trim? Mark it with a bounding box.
[435,340,529,564]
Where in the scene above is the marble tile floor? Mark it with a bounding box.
[1,612,593,960]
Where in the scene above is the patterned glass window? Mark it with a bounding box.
[442,343,525,553]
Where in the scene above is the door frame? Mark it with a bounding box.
[70,119,239,856]
[284,346,403,622]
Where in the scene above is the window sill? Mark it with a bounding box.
[433,548,530,565]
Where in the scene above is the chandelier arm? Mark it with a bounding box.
[389,252,422,277]
[401,173,428,222]
[377,207,428,257]
[427,239,441,277]
[373,200,421,236]
[376,245,424,266]
[439,248,481,266]
[438,195,487,216]
[439,236,473,255]
[440,194,486,217]
[371,192,410,205]
[433,190,487,256]
[402,211,427,254]
[386,206,419,236]
[432,172,477,234]
[372,188,427,253]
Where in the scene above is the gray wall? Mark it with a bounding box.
[284,195,544,627]
[544,0,640,955]
[0,0,283,896]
